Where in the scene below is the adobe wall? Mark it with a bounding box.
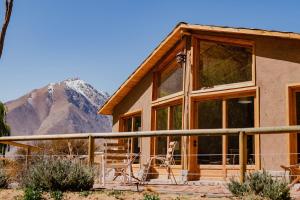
[112,71,153,164]
[255,37,300,170]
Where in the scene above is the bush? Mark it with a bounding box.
[143,193,160,200]
[23,188,42,200]
[228,170,291,200]
[22,158,94,192]
[0,169,9,188]
[50,190,63,200]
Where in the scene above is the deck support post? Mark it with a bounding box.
[25,147,31,169]
[88,135,95,167]
[239,131,247,182]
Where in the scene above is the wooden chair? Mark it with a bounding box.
[153,141,178,184]
[280,164,300,188]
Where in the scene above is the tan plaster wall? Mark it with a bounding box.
[112,71,153,164]
[255,37,300,170]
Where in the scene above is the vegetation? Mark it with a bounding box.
[22,158,94,192]
[0,101,11,156]
[228,170,291,200]
[23,188,42,200]
[0,169,9,188]
[50,190,63,200]
[143,193,160,200]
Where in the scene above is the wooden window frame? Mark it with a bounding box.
[287,84,300,165]
[119,110,142,165]
[152,41,185,101]
[191,35,256,93]
[151,98,184,166]
[189,87,260,176]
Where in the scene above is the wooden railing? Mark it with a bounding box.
[1,125,300,182]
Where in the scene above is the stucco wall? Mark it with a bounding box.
[112,71,153,164]
[255,37,300,170]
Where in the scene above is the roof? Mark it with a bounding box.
[99,22,300,115]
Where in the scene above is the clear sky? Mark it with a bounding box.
[1,0,300,102]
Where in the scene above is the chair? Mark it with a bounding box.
[153,141,178,184]
[281,164,300,188]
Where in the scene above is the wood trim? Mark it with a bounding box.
[192,34,254,47]
[254,88,260,170]
[287,84,300,165]
[152,91,184,107]
[191,86,258,101]
[222,100,228,178]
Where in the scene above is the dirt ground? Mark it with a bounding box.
[0,189,232,200]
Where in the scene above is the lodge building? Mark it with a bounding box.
[99,22,300,180]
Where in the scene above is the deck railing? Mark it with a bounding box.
[1,125,300,182]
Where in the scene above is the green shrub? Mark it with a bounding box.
[50,190,63,200]
[0,169,9,188]
[23,188,43,200]
[22,158,94,192]
[107,190,123,199]
[227,170,291,200]
[79,190,91,197]
[143,193,160,200]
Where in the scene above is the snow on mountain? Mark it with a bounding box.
[5,78,112,135]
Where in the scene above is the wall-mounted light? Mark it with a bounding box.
[176,51,186,64]
[238,97,253,104]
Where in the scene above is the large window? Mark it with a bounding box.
[121,114,142,164]
[197,100,222,165]
[156,60,183,98]
[194,95,255,165]
[194,40,252,90]
[154,104,182,164]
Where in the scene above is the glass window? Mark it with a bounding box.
[170,105,182,164]
[154,104,182,164]
[196,100,223,165]
[121,115,141,164]
[195,40,252,90]
[157,60,183,98]
[295,92,300,163]
[227,97,255,165]
[156,108,168,156]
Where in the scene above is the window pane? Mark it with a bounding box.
[196,100,223,165]
[133,116,141,163]
[123,118,132,132]
[156,108,168,156]
[170,105,182,164]
[227,97,255,165]
[157,61,183,98]
[195,41,252,90]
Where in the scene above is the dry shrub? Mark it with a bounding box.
[22,157,94,192]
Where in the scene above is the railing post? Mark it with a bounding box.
[239,131,247,182]
[88,135,95,167]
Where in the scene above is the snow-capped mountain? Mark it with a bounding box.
[5,78,112,135]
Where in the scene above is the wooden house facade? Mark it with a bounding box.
[99,23,300,180]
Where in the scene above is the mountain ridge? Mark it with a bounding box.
[5,78,112,136]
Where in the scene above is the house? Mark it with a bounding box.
[98,22,300,180]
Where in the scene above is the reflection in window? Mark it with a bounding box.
[195,40,252,90]
[157,60,183,98]
[227,97,255,165]
[197,100,223,165]
[170,105,182,164]
[156,108,168,156]
[122,115,141,164]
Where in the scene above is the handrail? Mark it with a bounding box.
[0,125,300,141]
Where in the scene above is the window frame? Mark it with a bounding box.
[192,35,256,93]
[119,110,142,164]
[152,41,185,101]
[190,87,259,170]
[151,99,183,166]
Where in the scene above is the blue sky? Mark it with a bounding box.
[1,0,300,102]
